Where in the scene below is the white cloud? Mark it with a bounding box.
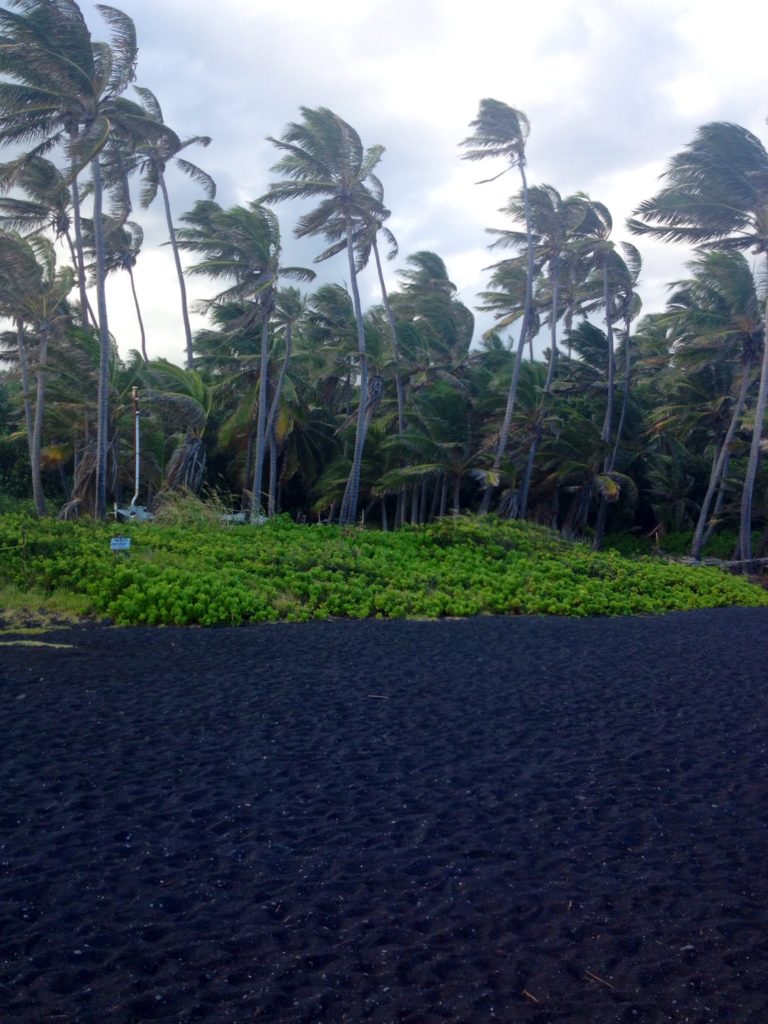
[68,0,768,361]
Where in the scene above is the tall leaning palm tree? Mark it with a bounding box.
[0,0,156,517]
[265,286,308,516]
[485,186,594,517]
[263,106,386,525]
[461,98,534,513]
[578,208,642,549]
[127,85,216,370]
[310,182,406,432]
[176,199,314,516]
[628,121,768,565]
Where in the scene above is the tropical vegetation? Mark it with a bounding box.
[2,0,768,599]
[3,513,767,626]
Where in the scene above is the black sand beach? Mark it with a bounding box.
[2,609,768,1023]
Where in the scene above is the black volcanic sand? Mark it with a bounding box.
[2,610,768,1024]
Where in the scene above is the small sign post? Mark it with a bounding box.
[110,536,132,554]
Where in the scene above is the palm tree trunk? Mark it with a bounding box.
[565,308,574,362]
[703,455,731,550]
[419,477,428,524]
[519,258,561,518]
[372,236,408,529]
[519,434,537,521]
[68,153,91,330]
[738,274,768,566]
[243,428,254,509]
[339,216,369,526]
[479,324,528,514]
[250,313,270,518]
[609,315,632,471]
[543,257,560,393]
[17,320,47,517]
[593,255,616,550]
[65,229,97,330]
[479,158,535,514]
[264,315,292,520]
[396,490,406,529]
[30,324,49,517]
[92,156,112,520]
[158,171,194,370]
[127,264,148,363]
[452,474,461,516]
[372,238,405,433]
[15,321,35,470]
[429,471,443,521]
[692,359,752,560]
[600,257,616,452]
[268,423,278,518]
[263,323,293,517]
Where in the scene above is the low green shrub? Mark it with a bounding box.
[1,513,766,626]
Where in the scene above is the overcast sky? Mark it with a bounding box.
[74,0,768,364]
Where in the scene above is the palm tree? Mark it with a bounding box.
[379,379,483,518]
[386,251,475,520]
[609,254,643,472]
[485,186,595,517]
[628,121,768,565]
[192,300,262,502]
[263,106,386,525]
[300,171,406,426]
[84,216,148,361]
[176,199,314,516]
[265,286,308,515]
[358,217,409,526]
[393,251,474,367]
[461,98,534,512]
[0,154,99,327]
[489,189,594,383]
[48,332,135,518]
[126,85,216,370]
[141,359,211,497]
[552,320,640,536]
[320,197,416,525]
[0,231,74,515]
[662,251,763,559]
[476,260,540,506]
[572,197,641,547]
[0,0,158,517]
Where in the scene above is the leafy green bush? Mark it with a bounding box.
[1,513,766,626]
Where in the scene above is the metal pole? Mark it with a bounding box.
[129,386,140,509]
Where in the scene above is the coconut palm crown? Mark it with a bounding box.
[263,106,386,525]
[629,121,768,563]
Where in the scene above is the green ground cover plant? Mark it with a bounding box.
[1,514,766,627]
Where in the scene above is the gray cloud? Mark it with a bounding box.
[69,0,768,362]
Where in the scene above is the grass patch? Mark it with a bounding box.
[0,639,74,648]
[0,582,92,630]
[1,513,767,627]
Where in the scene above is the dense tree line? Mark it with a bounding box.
[0,1,767,563]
